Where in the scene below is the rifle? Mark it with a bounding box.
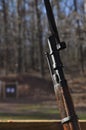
[44,0,81,130]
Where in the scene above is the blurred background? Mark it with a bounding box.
[0,0,85,120]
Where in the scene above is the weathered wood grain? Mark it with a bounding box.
[0,120,85,130]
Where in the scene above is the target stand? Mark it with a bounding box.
[3,82,18,99]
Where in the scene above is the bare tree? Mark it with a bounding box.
[73,0,85,74]
[17,0,24,73]
[34,0,44,77]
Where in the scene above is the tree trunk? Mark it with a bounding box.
[35,0,44,77]
[2,0,9,75]
[84,0,86,16]
[17,0,23,73]
[73,0,85,74]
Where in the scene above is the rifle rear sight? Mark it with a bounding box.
[48,35,66,52]
[47,35,66,72]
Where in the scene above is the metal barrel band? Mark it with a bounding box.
[61,116,71,124]
[61,115,78,124]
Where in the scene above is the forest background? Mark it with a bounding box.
[0,0,86,76]
[0,0,86,120]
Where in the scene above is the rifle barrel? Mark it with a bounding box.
[44,0,81,130]
[44,0,60,42]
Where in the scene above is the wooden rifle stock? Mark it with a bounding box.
[44,0,81,130]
